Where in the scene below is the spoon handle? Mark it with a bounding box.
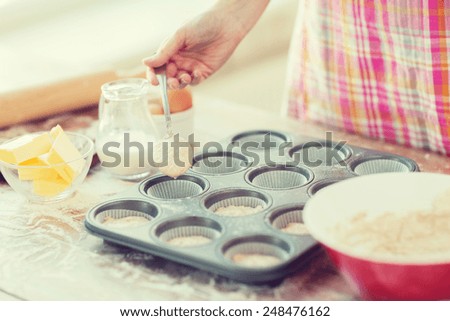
[154,65,173,138]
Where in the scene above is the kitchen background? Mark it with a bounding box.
[0,0,298,117]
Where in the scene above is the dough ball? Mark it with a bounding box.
[153,135,193,178]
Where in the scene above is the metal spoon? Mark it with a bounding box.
[154,65,173,138]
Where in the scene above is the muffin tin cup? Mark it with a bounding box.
[92,199,158,229]
[350,156,418,175]
[191,151,250,175]
[289,140,352,166]
[155,216,222,247]
[246,164,314,190]
[140,174,209,200]
[85,129,420,283]
[308,178,346,196]
[231,130,291,150]
[268,204,309,236]
[222,235,291,269]
[203,189,271,217]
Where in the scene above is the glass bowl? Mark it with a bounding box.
[0,132,94,203]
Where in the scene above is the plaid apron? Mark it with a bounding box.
[286,0,450,155]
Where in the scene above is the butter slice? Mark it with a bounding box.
[33,177,70,197]
[0,133,52,164]
[50,124,63,140]
[17,157,59,181]
[45,126,85,183]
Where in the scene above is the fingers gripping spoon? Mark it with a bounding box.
[153,65,192,178]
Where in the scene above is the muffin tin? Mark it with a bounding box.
[85,130,419,283]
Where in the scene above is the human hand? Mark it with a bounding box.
[143,1,269,89]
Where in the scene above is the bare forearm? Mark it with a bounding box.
[143,0,270,88]
[211,0,270,40]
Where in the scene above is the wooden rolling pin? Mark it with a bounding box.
[0,69,145,128]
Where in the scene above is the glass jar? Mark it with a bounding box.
[96,78,158,180]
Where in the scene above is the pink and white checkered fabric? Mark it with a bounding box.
[286,0,450,155]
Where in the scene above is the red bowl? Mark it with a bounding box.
[324,245,450,300]
[303,173,450,300]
